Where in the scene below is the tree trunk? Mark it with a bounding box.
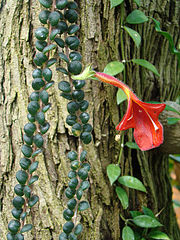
[0,0,179,240]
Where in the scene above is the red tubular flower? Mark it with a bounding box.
[95,72,166,151]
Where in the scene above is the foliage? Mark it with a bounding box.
[7,0,91,239]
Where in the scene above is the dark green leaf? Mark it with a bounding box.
[20,158,31,170]
[67,199,77,210]
[16,170,28,185]
[31,149,42,158]
[59,52,69,63]
[49,11,61,26]
[64,9,78,23]
[28,175,39,185]
[43,44,56,54]
[35,27,49,41]
[11,208,23,220]
[54,38,65,48]
[56,67,69,75]
[42,103,51,113]
[40,122,50,134]
[8,220,21,234]
[80,180,90,190]
[68,24,80,35]
[78,168,88,180]
[21,145,33,158]
[28,101,40,116]
[44,81,54,90]
[50,29,60,40]
[23,185,31,198]
[29,161,39,174]
[118,176,146,192]
[74,223,83,235]
[14,184,24,196]
[132,59,160,76]
[20,224,33,233]
[38,0,52,8]
[63,221,74,234]
[107,164,121,185]
[28,195,39,207]
[39,90,49,104]
[104,61,124,76]
[126,10,148,24]
[68,61,82,75]
[130,211,143,218]
[39,10,50,24]
[12,196,25,210]
[35,111,45,125]
[46,58,57,67]
[115,186,128,209]
[56,0,68,10]
[78,201,90,211]
[133,215,162,228]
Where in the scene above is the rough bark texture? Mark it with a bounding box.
[0,0,179,240]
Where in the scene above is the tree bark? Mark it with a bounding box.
[0,0,179,240]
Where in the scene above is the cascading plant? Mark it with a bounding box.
[7,1,91,239]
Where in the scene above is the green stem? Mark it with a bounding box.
[118,132,124,165]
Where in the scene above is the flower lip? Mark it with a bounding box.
[94,72,166,151]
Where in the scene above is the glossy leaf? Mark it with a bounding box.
[42,44,56,54]
[142,206,155,218]
[110,0,124,8]
[132,59,160,77]
[104,61,124,76]
[122,226,135,240]
[124,26,141,47]
[118,176,146,192]
[133,215,162,228]
[28,195,39,207]
[167,117,180,125]
[130,211,143,219]
[28,175,39,185]
[152,18,180,67]
[126,10,148,24]
[20,224,33,233]
[148,230,170,239]
[78,201,90,211]
[115,186,128,209]
[117,88,127,105]
[125,142,139,149]
[107,164,121,185]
